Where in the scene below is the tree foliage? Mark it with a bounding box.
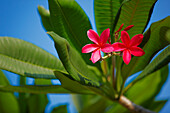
[0,0,169,112]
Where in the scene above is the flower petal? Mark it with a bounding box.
[121,31,130,46]
[112,42,126,52]
[123,49,131,65]
[100,28,110,45]
[87,29,100,44]
[82,44,99,53]
[130,34,143,46]
[91,49,101,63]
[130,46,145,56]
[101,44,114,53]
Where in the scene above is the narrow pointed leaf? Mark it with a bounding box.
[125,66,168,105]
[122,16,170,79]
[94,0,123,35]
[0,70,20,113]
[132,46,170,85]
[114,0,157,38]
[0,37,67,79]
[38,6,53,31]
[0,85,90,94]
[54,71,100,94]
[48,32,101,87]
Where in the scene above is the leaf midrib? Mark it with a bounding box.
[0,53,67,74]
[128,0,140,24]
[56,0,82,47]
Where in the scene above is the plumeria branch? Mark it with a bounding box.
[100,52,121,61]
[119,96,155,113]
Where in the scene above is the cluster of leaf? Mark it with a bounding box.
[0,0,169,113]
[0,71,65,113]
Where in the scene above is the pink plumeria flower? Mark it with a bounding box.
[82,28,114,63]
[112,31,145,65]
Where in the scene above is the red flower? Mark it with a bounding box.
[82,28,114,63]
[112,31,145,65]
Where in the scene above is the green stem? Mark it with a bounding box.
[119,81,125,98]
[112,56,115,88]
[115,57,123,96]
[19,76,27,113]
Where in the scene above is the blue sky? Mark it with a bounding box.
[0,0,170,113]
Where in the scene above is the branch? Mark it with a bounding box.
[100,52,120,61]
[119,96,155,113]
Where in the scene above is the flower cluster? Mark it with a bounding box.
[82,24,145,65]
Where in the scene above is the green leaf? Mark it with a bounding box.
[106,65,169,112]
[0,85,86,94]
[18,76,27,113]
[54,71,100,94]
[35,78,52,85]
[72,94,113,113]
[94,0,123,36]
[122,16,170,79]
[130,46,170,86]
[48,32,101,87]
[27,94,48,113]
[87,65,102,78]
[114,0,157,38]
[72,95,94,112]
[48,0,99,67]
[79,97,107,113]
[72,95,101,112]
[0,37,67,79]
[148,100,167,112]
[0,70,20,113]
[26,78,50,113]
[38,6,53,31]
[26,79,50,113]
[125,65,168,106]
[54,71,114,99]
[51,105,67,113]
